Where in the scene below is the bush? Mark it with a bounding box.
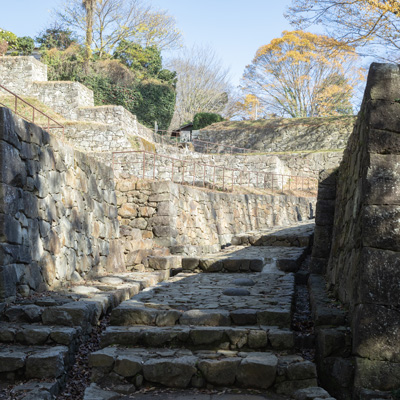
[14,36,34,55]
[133,80,175,131]
[193,112,224,130]
[0,28,18,49]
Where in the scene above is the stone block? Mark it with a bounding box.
[359,247,400,306]
[26,346,67,379]
[352,304,400,363]
[84,383,121,400]
[315,200,335,226]
[143,356,197,388]
[286,361,317,380]
[354,357,400,391]
[293,386,332,400]
[268,328,294,350]
[365,63,400,101]
[230,309,257,325]
[247,330,267,348]
[199,258,223,272]
[198,358,241,386]
[316,327,351,358]
[368,129,400,155]
[89,347,117,368]
[180,310,231,326]
[148,256,181,271]
[236,353,277,389]
[364,154,400,205]
[0,141,27,187]
[0,264,18,299]
[181,257,199,270]
[113,354,142,377]
[0,349,26,372]
[363,206,400,251]
[367,99,400,133]
[257,308,291,328]
[190,328,224,345]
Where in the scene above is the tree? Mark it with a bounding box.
[286,0,400,61]
[55,0,182,58]
[167,45,233,129]
[241,31,363,118]
[82,0,96,64]
[36,24,77,50]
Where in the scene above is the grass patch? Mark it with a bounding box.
[0,94,66,126]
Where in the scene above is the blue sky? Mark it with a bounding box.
[0,0,293,87]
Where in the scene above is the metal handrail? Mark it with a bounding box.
[0,84,65,140]
[112,150,318,193]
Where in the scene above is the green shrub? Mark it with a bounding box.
[15,36,34,55]
[0,28,18,49]
[193,112,224,130]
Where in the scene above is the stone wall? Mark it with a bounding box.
[0,56,47,95]
[0,108,124,301]
[197,116,355,153]
[116,176,316,270]
[314,63,400,397]
[310,169,337,274]
[31,81,94,121]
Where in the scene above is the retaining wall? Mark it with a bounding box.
[0,108,124,301]
[116,176,316,270]
[313,63,400,398]
[197,116,355,153]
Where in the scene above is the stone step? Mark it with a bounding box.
[0,344,70,382]
[0,322,81,347]
[231,222,314,248]
[182,246,308,274]
[100,325,294,351]
[110,272,294,329]
[89,346,317,395]
[0,271,170,331]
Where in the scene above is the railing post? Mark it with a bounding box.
[153,153,156,180]
[142,152,146,180]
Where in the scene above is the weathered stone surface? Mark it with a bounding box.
[148,256,181,271]
[143,357,196,388]
[257,308,291,328]
[355,358,400,392]
[247,330,268,348]
[113,354,142,377]
[26,346,67,378]
[352,304,400,363]
[190,328,224,345]
[0,349,26,372]
[198,358,241,386]
[181,257,199,270]
[222,288,250,296]
[231,278,255,286]
[286,361,317,380]
[84,383,121,400]
[268,328,294,350]
[230,309,257,325]
[180,310,231,326]
[236,353,278,389]
[293,387,332,400]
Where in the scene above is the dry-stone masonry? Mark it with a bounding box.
[115,176,316,271]
[197,116,355,153]
[0,108,124,301]
[312,63,400,399]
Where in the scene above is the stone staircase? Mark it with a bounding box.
[0,270,170,399]
[85,222,326,399]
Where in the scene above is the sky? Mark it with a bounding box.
[0,0,293,87]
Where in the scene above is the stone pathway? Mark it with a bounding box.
[0,221,331,399]
[85,222,326,399]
